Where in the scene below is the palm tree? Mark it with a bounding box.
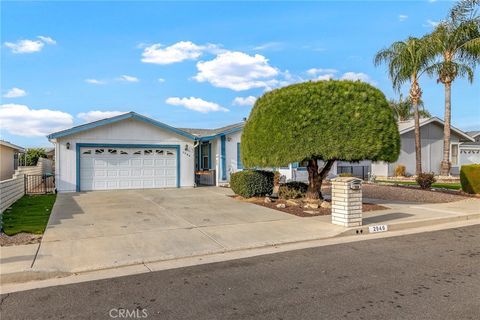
[389,94,431,121]
[375,37,433,175]
[425,0,480,176]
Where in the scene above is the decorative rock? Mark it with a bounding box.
[264,197,272,204]
[276,203,286,209]
[304,202,319,209]
[320,201,332,209]
[286,199,300,207]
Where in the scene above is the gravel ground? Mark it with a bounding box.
[0,232,42,247]
[322,183,468,203]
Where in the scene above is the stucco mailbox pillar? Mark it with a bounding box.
[331,177,362,227]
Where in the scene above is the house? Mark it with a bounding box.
[47,112,244,192]
[460,131,480,166]
[0,140,25,181]
[371,117,476,177]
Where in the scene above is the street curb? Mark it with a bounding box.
[2,215,479,288]
[0,270,71,286]
[339,213,480,236]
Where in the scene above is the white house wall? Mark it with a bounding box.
[54,118,195,192]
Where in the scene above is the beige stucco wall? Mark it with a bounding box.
[0,145,15,181]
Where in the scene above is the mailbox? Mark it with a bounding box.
[350,179,362,190]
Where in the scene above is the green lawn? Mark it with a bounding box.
[1,194,56,236]
[376,180,461,190]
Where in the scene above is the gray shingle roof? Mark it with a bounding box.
[180,122,244,137]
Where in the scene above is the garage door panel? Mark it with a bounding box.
[80,147,178,191]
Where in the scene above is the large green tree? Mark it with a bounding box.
[374,37,433,175]
[241,80,400,201]
[425,0,480,176]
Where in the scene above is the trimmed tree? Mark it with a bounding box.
[241,80,400,201]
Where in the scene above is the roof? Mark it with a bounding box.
[460,141,480,147]
[397,117,475,142]
[180,122,244,138]
[47,111,244,141]
[0,140,25,152]
[466,130,480,138]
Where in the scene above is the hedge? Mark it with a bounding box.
[230,170,274,198]
[279,182,308,199]
[460,164,480,194]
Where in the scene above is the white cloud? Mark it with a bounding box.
[424,19,440,27]
[316,74,336,81]
[306,68,338,76]
[340,72,376,85]
[158,78,166,83]
[166,97,229,113]
[117,75,139,82]
[85,79,106,85]
[0,104,73,137]
[77,110,126,123]
[37,36,56,45]
[4,36,56,54]
[141,41,221,65]
[232,96,257,107]
[194,51,279,91]
[3,88,27,98]
[253,42,284,51]
[399,14,408,22]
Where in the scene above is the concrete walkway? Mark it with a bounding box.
[1,188,479,285]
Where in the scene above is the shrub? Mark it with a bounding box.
[279,182,308,199]
[460,164,480,194]
[338,172,353,177]
[416,172,436,189]
[394,164,406,177]
[230,170,274,198]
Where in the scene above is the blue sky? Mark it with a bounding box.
[1,0,479,147]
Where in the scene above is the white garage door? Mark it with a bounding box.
[80,147,177,191]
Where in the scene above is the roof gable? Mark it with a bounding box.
[398,117,474,142]
[47,112,198,140]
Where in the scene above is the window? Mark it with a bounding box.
[201,143,210,170]
[120,150,128,155]
[108,149,117,154]
[237,143,243,169]
[82,150,92,154]
[144,150,153,155]
[167,151,174,156]
[155,150,164,155]
[95,149,104,154]
[133,150,142,155]
[451,144,459,166]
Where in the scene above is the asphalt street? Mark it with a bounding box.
[1,225,479,320]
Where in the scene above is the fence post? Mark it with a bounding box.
[24,174,27,195]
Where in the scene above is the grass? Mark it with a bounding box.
[1,194,56,236]
[376,180,461,190]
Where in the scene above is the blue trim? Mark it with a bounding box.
[291,162,299,168]
[76,143,181,192]
[48,112,197,141]
[237,142,243,169]
[208,142,212,169]
[221,136,227,180]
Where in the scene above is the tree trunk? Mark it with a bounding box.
[305,159,335,201]
[410,80,422,175]
[440,82,452,176]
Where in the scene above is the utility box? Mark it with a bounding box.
[331,177,363,227]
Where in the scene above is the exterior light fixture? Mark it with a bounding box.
[66,142,70,150]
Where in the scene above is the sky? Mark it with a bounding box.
[1,0,479,147]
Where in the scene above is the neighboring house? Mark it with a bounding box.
[460,131,480,166]
[371,117,476,177]
[0,140,25,181]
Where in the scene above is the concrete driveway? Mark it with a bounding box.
[33,188,343,273]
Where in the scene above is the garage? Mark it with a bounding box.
[79,146,178,191]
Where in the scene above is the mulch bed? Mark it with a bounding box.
[232,196,387,217]
[0,232,42,247]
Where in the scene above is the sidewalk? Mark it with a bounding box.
[1,197,479,288]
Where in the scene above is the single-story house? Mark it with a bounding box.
[47,112,244,192]
[0,140,25,181]
[460,131,480,167]
[371,117,476,177]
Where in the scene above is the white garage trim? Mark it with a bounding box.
[76,143,180,191]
